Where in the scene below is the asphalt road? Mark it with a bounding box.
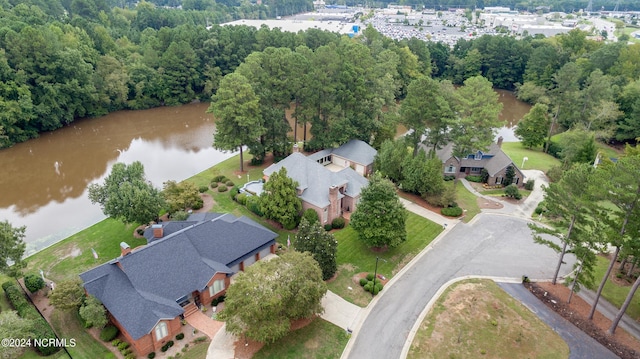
[345,213,576,359]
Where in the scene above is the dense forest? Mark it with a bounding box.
[0,0,639,149]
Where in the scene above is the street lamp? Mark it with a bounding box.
[372,257,387,297]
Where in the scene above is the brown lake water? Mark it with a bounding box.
[0,102,235,255]
[1,91,530,256]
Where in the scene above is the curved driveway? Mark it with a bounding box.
[344,213,576,359]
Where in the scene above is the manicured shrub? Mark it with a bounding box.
[302,208,319,224]
[283,219,297,231]
[504,184,522,200]
[212,295,225,306]
[359,278,368,286]
[366,273,375,281]
[176,333,185,340]
[24,274,45,293]
[210,182,219,188]
[218,185,228,192]
[324,224,332,231]
[172,210,189,221]
[524,179,535,191]
[220,177,229,183]
[117,341,130,350]
[112,339,121,347]
[441,206,463,217]
[443,175,455,181]
[331,217,345,229]
[236,193,247,205]
[465,175,483,183]
[120,348,131,356]
[226,180,234,187]
[100,325,119,342]
[246,196,263,216]
[2,281,13,291]
[148,352,156,359]
[192,197,204,210]
[534,201,546,215]
[212,175,224,183]
[363,282,372,293]
[374,283,384,293]
[230,186,240,200]
[136,228,145,235]
[198,186,208,193]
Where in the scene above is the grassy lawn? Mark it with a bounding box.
[180,339,212,359]
[549,133,623,163]
[501,142,561,173]
[48,309,114,359]
[589,255,640,321]
[328,212,442,306]
[451,182,481,223]
[482,188,532,197]
[253,318,349,359]
[408,279,569,359]
[24,219,146,283]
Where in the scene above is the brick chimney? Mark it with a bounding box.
[152,224,163,238]
[120,242,131,256]
[497,136,503,148]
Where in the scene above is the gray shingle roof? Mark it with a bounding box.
[263,152,363,208]
[432,142,519,176]
[331,139,377,165]
[80,213,276,340]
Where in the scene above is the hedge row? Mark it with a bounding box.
[2,281,60,355]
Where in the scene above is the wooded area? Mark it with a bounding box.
[1,0,640,150]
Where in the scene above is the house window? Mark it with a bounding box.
[470,167,482,173]
[474,152,482,160]
[496,177,503,185]
[323,208,328,223]
[445,165,456,173]
[154,322,168,341]
[515,177,519,185]
[209,279,225,296]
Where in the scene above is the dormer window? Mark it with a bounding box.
[474,151,483,160]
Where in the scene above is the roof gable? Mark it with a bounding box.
[80,213,277,340]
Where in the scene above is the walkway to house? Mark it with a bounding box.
[185,310,224,339]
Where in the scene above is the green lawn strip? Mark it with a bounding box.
[500,142,561,173]
[589,256,640,321]
[328,212,441,306]
[46,309,111,359]
[408,279,569,359]
[178,339,211,359]
[481,188,532,197]
[253,318,349,359]
[450,182,480,223]
[25,219,145,283]
[19,349,69,359]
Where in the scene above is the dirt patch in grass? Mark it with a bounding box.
[409,279,569,359]
[528,282,640,358]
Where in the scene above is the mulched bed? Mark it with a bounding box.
[525,282,639,359]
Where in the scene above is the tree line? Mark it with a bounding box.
[2,0,640,150]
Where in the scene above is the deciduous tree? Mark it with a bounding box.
[351,173,407,249]
[79,295,108,329]
[162,180,203,214]
[49,279,85,311]
[374,139,408,183]
[88,161,164,225]
[208,72,263,172]
[294,218,337,280]
[515,103,549,149]
[220,252,326,343]
[0,220,26,277]
[0,311,32,359]
[260,167,302,230]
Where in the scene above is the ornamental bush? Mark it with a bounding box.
[148,353,156,359]
[100,325,119,342]
[302,208,319,224]
[226,181,234,187]
[24,274,45,293]
[324,224,332,231]
[359,278,368,286]
[465,175,483,183]
[524,179,535,191]
[210,182,218,188]
[236,193,247,205]
[331,217,345,229]
[366,273,374,281]
[441,206,463,217]
[198,186,208,193]
[218,185,228,192]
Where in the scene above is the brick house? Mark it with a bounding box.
[79,213,277,356]
[263,140,376,225]
[432,137,525,186]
